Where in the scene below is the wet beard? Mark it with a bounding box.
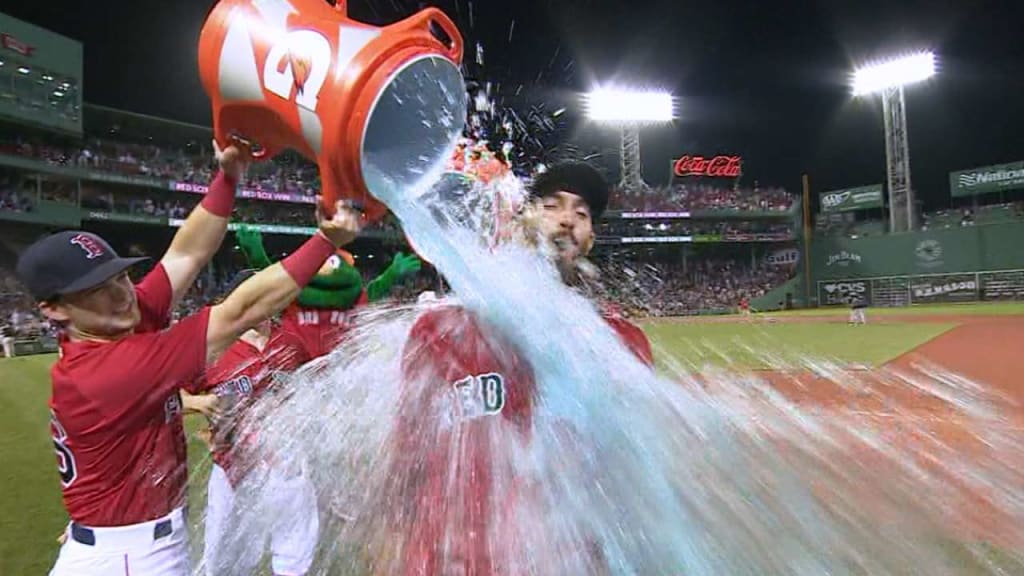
[556,254,600,288]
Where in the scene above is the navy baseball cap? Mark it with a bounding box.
[529,161,610,220]
[16,231,149,302]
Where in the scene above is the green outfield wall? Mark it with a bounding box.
[810,222,1024,306]
[813,222,1024,279]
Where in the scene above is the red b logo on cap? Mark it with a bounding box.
[70,234,105,260]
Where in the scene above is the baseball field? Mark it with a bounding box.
[2,301,1023,574]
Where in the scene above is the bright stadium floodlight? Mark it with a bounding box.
[583,88,675,192]
[852,51,936,97]
[583,89,675,123]
[851,51,938,233]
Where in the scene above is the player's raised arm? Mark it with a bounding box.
[206,201,361,362]
[159,139,255,310]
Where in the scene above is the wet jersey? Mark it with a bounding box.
[204,326,309,486]
[387,305,653,574]
[50,264,211,526]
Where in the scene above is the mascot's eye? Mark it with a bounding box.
[327,255,342,269]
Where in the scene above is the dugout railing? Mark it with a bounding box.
[816,269,1024,308]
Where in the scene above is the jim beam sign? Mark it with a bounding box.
[820,280,870,306]
[819,184,884,213]
[950,161,1024,197]
[825,250,862,267]
[910,274,978,304]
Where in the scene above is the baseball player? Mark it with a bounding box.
[186,270,320,576]
[738,296,753,318]
[16,138,362,574]
[380,162,653,575]
[849,294,868,325]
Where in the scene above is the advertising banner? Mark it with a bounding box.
[724,232,793,242]
[949,161,1024,197]
[766,248,800,266]
[620,236,693,244]
[83,211,166,226]
[170,181,317,205]
[672,155,742,178]
[910,273,978,304]
[168,219,315,236]
[818,280,870,306]
[820,184,884,213]
[620,211,691,219]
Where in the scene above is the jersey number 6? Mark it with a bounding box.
[50,412,78,487]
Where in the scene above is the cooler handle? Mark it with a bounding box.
[408,8,464,64]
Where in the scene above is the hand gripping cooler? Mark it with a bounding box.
[198,0,468,221]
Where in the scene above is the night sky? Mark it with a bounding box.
[5,0,1022,209]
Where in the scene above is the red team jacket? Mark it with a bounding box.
[49,265,210,526]
[387,305,653,575]
[204,326,310,486]
[280,290,368,359]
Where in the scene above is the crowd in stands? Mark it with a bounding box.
[601,219,793,239]
[819,202,1024,237]
[0,269,56,340]
[921,203,1024,230]
[599,258,794,317]
[0,132,321,198]
[611,183,794,213]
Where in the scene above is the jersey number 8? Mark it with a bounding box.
[50,412,77,487]
[453,373,506,418]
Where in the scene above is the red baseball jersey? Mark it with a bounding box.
[386,305,653,575]
[204,326,309,486]
[49,264,211,526]
[280,291,367,359]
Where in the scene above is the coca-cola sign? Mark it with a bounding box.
[1,34,35,57]
[673,155,742,178]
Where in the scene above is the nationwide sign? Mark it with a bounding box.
[949,161,1024,197]
[819,184,884,213]
[672,155,742,178]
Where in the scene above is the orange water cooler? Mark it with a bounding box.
[198,0,467,221]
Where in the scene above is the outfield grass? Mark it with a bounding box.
[0,355,63,575]
[764,301,1024,317]
[645,321,957,369]
[0,354,213,575]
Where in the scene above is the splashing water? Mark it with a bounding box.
[189,106,1024,575]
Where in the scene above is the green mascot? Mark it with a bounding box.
[235,225,421,358]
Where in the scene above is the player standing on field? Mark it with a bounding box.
[185,269,321,576]
[16,139,362,576]
[381,162,653,575]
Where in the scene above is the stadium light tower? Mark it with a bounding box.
[583,88,675,193]
[852,51,937,233]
